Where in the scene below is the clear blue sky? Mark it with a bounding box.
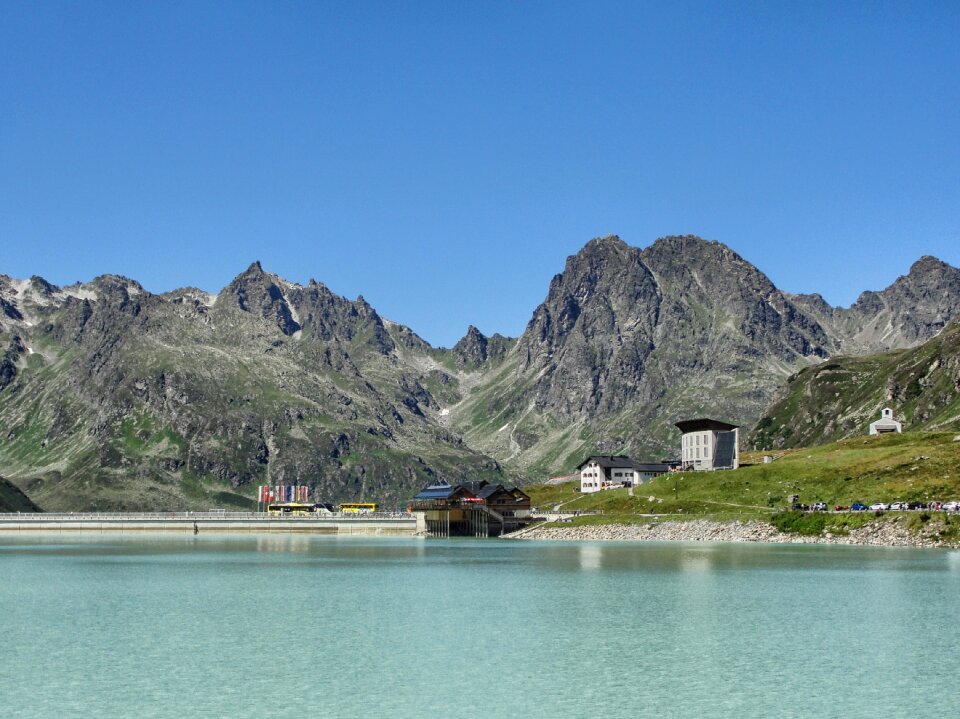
[2,1,958,347]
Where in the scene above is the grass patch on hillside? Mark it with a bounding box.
[769,510,875,536]
[115,412,186,459]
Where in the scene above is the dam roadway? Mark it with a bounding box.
[0,511,417,535]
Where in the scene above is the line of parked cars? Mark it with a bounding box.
[792,501,960,512]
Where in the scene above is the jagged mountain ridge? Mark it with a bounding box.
[0,266,504,511]
[788,255,960,355]
[1,234,958,510]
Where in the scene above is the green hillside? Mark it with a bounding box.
[526,431,960,537]
[750,321,960,450]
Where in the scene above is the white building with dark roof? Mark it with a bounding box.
[577,456,671,494]
[675,418,739,471]
[869,408,903,435]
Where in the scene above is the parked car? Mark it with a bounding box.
[850,503,868,511]
[834,505,850,512]
[943,501,960,511]
[889,502,907,511]
[870,503,889,511]
[813,501,827,512]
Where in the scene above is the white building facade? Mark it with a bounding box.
[578,456,670,494]
[869,408,903,435]
[675,418,740,471]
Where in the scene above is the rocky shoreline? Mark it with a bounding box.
[513,517,959,549]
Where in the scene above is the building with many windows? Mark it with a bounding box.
[675,418,739,471]
[577,456,672,493]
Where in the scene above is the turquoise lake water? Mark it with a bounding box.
[2,535,959,718]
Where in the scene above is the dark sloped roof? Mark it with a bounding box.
[412,482,473,501]
[577,455,637,470]
[476,484,507,499]
[460,480,490,495]
[674,418,739,433]
[577,456,673,472]
[410,481,529,505]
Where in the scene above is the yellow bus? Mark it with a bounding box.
[267,502,316,516]
[339,502,378,514]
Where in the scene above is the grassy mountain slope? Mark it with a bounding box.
[749,321,960,450]
[527,431,960,538]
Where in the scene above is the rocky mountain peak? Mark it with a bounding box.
[221,263,301,336]
[505,233,833,437]
[580,234,628,254]
[90,275,146,297]
[29,275,59,295]
[909,255,951,275]
[564,234,637,275]
[641,235,762,280]
[828,254,960,352]
[453,325,489,368]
